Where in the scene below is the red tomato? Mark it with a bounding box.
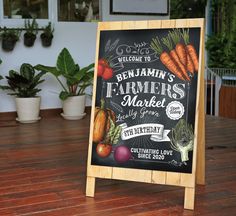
[96,143,112,158]
[102,67,113,80]
[98,59,109,67]
[97,63,105,77]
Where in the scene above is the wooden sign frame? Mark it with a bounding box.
[86,19,205,210]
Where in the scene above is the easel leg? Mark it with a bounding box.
[184,187,195,210]
[196,135,205,185]
[86,176,96,197]
[196,76,206,185]
[196,40,206,185]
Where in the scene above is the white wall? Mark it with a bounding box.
[0,1,169,113]
[0,22,97,112]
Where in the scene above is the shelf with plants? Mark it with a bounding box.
[0,19,55,51]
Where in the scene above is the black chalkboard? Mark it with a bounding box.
[91,28,200,173]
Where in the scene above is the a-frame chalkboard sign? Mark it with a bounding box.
[86,19,205,210]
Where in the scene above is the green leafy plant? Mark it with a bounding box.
[206,34,236,69]
[24,18,38,36]
[0,63,45,97]
[35,48,94,100]
[170,0,207,19]
[41,22,54,38]
[40,22,54,47]
[0,27,20,41]
[24,19,38,47]
[205,0,236,69]
[0,27,21,51]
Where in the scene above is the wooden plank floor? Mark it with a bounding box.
[0,113,235,216]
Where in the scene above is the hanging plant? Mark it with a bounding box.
[0,27,21,52]
[24,19,38,47]
[40,22,54,47]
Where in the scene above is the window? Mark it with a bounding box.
[3,0,48,19]
[58,0,100,22]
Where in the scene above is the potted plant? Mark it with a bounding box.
[35,48,94,120]
[0,27,20,51]
[0,63,45,123]
[40,22,54,47]
[24,19,38,47]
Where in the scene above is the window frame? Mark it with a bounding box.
[57,0,102,22]
[0,0,57,26]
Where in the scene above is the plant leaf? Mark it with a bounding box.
[20,63,35,80]
[56,48,76,75]
[74,63,94,84]
[73,68,87,82]
[0,85,12,90]
[34,65,61,77]
[0,63,45,97]
[59,91,71,100]
[9,70,18,78]
[33,71,46,84]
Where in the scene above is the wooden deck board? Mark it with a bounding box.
[0,114,235,215]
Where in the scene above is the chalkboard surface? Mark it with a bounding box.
[91,28,200,173]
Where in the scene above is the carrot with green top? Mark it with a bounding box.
[186,50,195,74]
[182,29,199,72]
[169,29,187,67]
[150,37,186,81]
[162,34,190,81]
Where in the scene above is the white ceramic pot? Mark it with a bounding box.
[61,95,86,120]
[15,97,41,123]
